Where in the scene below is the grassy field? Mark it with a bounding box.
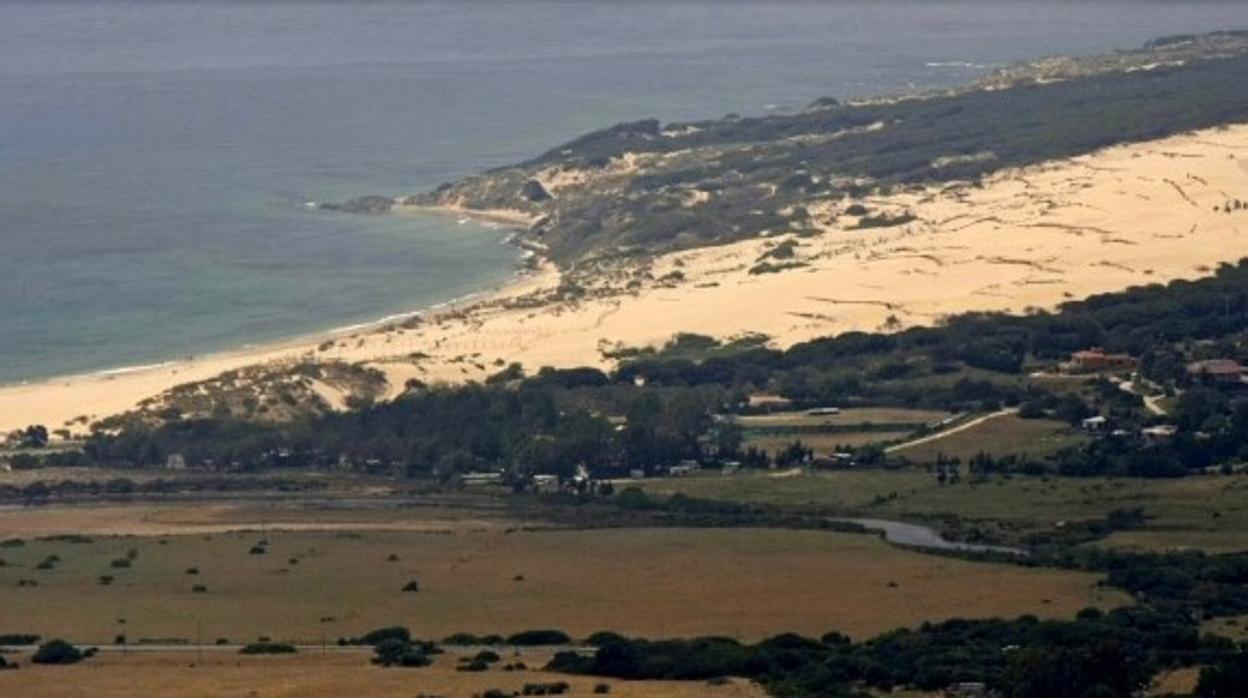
[738,407,954,455]
[1146,667,1202,697]
[0,522,1124,644]
[890,415,1089,462]
[1203,614,1248,643]
[0,649,764,698]
[745,431,914,452]
[737,408,954,429]
[637,468,1248,551]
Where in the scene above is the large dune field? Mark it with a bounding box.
[2,124,1245,434]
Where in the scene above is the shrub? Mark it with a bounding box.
[507,630,572,646]
[474,650,502,664]
[594,684,611,694]
[98,575,114,586]
[522,682,570,695]
[192,584,208,593]
[0,634,39,646]
[586,631,628,647]
[443,632,504,646]
[372,638,431,668]
[356,626,410,646]
[31,640,85,665]
[401,580,420,593]
[248,546,266,555]
[109,558,131,569]
[1197,651,1248,697]
[457,658,489,672]
[185,567,199,575]
[239,642,296,655]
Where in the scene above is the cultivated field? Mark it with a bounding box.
[0,517,1124,644]
[0,649,765,698]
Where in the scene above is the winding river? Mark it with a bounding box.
[839,517,1028,556]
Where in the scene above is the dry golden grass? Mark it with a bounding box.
[0,501,517,537]
[1146,667,1200,696]
[1203,614,1248,643]
[0,525,1125,644]
[0,649,764,698]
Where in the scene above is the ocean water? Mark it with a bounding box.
[3,0,1248,384]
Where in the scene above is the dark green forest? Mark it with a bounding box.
[45,260,1248,484]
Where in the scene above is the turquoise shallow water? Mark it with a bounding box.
[4,1,1248,384]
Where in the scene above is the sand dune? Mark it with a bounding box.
[2,124,1246,434]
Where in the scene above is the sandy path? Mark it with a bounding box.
[886,409,1018,453]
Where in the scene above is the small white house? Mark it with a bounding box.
[461,471,504,486]
[1081,415,1108,432]
[1142,424,1178,443]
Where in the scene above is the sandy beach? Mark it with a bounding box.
[3,122,1247,435]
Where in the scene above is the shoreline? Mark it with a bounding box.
[2,123,1247,435]
[0,202,542,393]
[0,209,555,433]
[0,253,532,393]
[0,266,555,432]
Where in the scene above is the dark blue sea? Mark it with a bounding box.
[4,0,1247,383]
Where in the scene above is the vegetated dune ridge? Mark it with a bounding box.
[1,123,1247,434]
[395,32,1248,264]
